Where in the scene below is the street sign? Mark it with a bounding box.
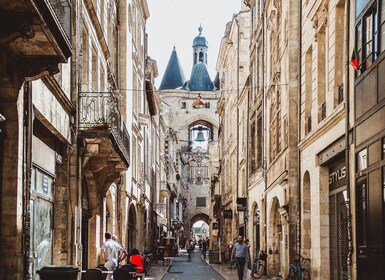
[237,197,247,211]
[223,209,232,219]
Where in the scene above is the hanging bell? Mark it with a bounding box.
[195,131,205,142]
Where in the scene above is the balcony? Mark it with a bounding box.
[78,92,130,168]
[160,181,170,198]
[0,0,72,78]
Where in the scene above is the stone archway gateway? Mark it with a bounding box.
[186,213,210,240]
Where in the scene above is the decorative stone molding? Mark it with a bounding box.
[20,57,60,81]
[0,19,35,44]
[312,1,329,35]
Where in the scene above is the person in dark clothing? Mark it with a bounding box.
[186,240,193,261]
[231,235,250,280]
[202,239,207,260]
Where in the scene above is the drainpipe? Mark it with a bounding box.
[23,81,33,280]
[262,6,268,255]
[235,14,240,237]
[297,0,303,258]
[344,1,353,279]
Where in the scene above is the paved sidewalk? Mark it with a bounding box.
[207,261,278,280]
[144,259,173,280]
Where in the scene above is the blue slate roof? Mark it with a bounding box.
[193,26,208,47]
[183,63,214,91]
[159,47,186,90]
[193,35,208,47]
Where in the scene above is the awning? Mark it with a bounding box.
[145,79,157,115]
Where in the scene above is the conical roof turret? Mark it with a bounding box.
[159,47,186,90]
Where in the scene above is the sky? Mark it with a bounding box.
[146,0,241,89]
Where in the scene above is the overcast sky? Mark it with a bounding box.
[146,0,241,89]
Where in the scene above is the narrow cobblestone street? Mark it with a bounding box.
[161,248,225,280]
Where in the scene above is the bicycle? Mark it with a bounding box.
[251,250,267,279]
[143,251,153,276]
[287,255,311,280]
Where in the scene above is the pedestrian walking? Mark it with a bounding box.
[101,232,126,280]
[231,235,250,280]
[186,240,193,261]
[202,239,207,260]
[112,234,127,268]
[245,239,252,279]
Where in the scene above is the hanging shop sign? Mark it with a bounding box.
[223,209,233,219]
[237,197,247,211]
[139,113,150,127]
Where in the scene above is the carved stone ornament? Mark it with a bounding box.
[20,57,60,81]
[312,1,329,33]
[0,13,35,45]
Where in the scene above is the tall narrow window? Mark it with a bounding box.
[364,12,374,67]
[250,122,256,172]
[256,115,263,168]
[381,0,385,52]
[356,180,368,247]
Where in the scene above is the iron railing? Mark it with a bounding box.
[78,92,130,165]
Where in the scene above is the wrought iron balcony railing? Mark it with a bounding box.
[79,92,130,167]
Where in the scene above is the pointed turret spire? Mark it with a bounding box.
[183,26,214,91]
[159,47,186,90]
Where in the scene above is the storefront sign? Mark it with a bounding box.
[139,113,150,126]
[223,210,232,219]
[329,160,347,192]
[237,197,247,211]
[329,166,346,185]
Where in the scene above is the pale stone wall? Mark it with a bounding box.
[299,1,348,279]
[158,90,220,240]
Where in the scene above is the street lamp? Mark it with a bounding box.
[192,94,205,108]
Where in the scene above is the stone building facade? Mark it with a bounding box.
[213,0,384,279]
[0,0,72,279]
[0,0,157,278]
[214,6,251,261]
[352,0,385,279]
[298,1,352,279]
[157,27,220,248]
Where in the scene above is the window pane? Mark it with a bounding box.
[356,181,367,246]
[356,0,371,17]
[383,138,385,160]
[357,149,368,171]
[196,197,206,207]
[364,13,373,67]
[35,198,53,269]
[35,170,54,198]
[357,22,363,66]
[374,10,378,60]
[381,23,385,52]
[382,0,385,23]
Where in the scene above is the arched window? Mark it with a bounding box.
[188,120,213,152]
[199,51,204,63]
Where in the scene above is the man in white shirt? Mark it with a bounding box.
[101,232,126,279]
